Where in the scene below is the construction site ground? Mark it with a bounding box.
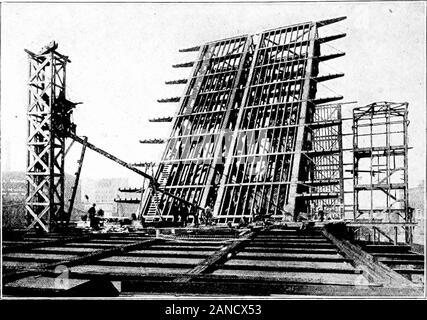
[2,222,424,297]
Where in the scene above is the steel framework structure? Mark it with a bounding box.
[25,44,70,232]
[141,17,347,223]
[351,102,412,244]
[302,102,345,219]
[142,34,254,219]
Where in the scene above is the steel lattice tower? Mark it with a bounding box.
[25,43,70,232]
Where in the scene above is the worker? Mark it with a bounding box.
[130,213,139,228]
[252,205,260,223]
[173,203,180,226]
[97,208,105,229]
[191,205,199,227]
[238,216,249,228]
[180,204,189,227]
[97,208,104,217]
[158,199,165,213]
[259,207,267,224]
[408,207,414,222]
[88,203,97,229]
[319,207,325,222]
[204,204,213,225]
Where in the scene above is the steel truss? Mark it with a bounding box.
[352,102,412,244]
[25,44,70,232]
[141,17,347,223]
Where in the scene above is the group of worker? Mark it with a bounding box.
[86,202,214,230]
[172,203,213,227]
[297,207,334,222]
[87,203,104,230]
[86,201,333,230]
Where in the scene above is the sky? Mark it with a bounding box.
[1,1,426,188]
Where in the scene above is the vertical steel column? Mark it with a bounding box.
[337,104,345,218]
[212,35,262,218]
[352,112,358,221]
[287,23,317,218]
[369,108,373,221]
[199,37,253,208]
[403,103,411,243]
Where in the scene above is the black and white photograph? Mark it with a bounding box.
[0,0,426,304]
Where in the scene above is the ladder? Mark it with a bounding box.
[146,164,172,218]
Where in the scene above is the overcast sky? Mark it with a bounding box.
[1,1,425,188]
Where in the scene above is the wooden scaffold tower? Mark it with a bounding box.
[25,42,72,232]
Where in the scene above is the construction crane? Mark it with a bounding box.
[25,42,203,231]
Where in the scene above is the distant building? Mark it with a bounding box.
[409,181,425,245]
[1,171,26,202]
[2,171,83,227]
[115,188,143,218]
[81,177,128,218]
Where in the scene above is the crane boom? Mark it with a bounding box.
[68,133,204,211]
